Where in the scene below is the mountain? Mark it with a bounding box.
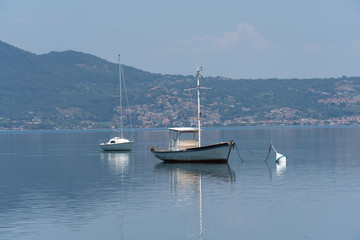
[1,40,360,130]
[0,40,161,129]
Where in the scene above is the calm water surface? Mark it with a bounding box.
[0,127,359,240]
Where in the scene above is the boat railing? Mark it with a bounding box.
[169,140,176,150]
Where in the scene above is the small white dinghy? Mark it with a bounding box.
[265,142,287,165]
[272,144,287,166]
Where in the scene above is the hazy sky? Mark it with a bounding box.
[1,0,359,79]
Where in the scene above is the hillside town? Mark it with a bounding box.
[3,90,360,131]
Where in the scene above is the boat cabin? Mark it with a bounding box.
[169,127,199,150]
[106,137,131,144]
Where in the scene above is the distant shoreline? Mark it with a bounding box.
[1,124,359,134]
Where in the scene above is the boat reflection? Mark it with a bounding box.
[155,163,236,183]
[154,163,235,240]
[100,152,132,239]
[100,152,132,173]
[276,161,286,176]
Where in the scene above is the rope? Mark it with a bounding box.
[234,142,244,164]
[265,160,273,182]
[271,142,278,154]
[264,142,272,162]
[264,142,274,181]
[122,67,135,140]
[182,78,196,91]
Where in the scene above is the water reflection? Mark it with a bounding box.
[100,152,132,173]
[276,161,286,176]
[154,163,235,239]
[155,163,236,183]
[1,128,359,239]
[265,160,287,180]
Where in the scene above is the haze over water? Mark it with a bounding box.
[0,127,359,240]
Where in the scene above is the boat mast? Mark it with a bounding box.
[196,67,202,147]
[118,54,124,139]
[199,173,203,240]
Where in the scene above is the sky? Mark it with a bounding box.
[0,0,360,79]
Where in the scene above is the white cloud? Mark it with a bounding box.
[163,23,272,55]
[214,23,271,49]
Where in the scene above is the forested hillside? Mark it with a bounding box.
[1,40,360,130]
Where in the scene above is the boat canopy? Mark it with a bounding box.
[169,127,199,133]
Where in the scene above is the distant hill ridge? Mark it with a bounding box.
[1,40,360,130]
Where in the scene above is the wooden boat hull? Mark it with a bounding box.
[100,141,133,151]
[151,141,234,163]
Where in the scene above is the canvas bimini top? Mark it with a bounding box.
[168,127,199,133]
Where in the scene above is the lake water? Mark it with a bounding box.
[0,127,359,240]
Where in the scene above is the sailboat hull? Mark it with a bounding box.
[100,141,133,151]
[151,141,234,163]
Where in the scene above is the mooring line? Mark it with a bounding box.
[264,142,272,163]
[234,142,244,164]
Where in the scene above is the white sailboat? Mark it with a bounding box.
[100,55,134,151]
[151,67,235,162]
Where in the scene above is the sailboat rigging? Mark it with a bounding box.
[100,55,134,151]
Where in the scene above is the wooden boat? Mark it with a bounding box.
[151,67,235,163]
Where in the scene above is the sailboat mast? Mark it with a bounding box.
[196,67,201,147]
[118,54,123,139]
[199,173,203,240]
